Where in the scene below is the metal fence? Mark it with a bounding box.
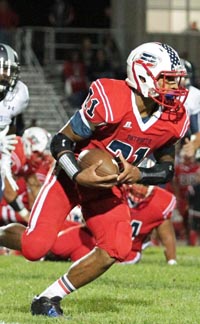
[5,26,200,86]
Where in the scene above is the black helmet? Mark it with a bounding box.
[0,43,20,98]
[180,58,194,87]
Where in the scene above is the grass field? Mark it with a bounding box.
[0,246,200,324]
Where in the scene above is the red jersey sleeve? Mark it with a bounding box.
[82,79,130,124]
[11,137,27,175]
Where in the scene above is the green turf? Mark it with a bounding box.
[0,246,200,324]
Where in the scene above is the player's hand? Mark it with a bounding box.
[116,153,141,184]
[75,160,118,188]
[0,126,18,155]
[1,153,19,191]
[181,138,196,158]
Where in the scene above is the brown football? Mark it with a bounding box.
[77,148,119,176]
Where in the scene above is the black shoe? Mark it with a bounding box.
[31,296,63,317]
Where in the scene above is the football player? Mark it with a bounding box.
[0,42,189,317]
[172,59,200,244]
[180,58,200,159]
[0,43,29,196]
[0,127,53,224]
[45,184,177,265]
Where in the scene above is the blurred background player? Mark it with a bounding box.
[0,43,29,197]
[168,59,200,244]
[179,59,200,245]
[0,127,53,226]
[180,58,200,158]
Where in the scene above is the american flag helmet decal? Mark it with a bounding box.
[160,43,180,70]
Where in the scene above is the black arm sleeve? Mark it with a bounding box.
[50,133,74,159]
[137,161,174,185]
[50,133,81,180]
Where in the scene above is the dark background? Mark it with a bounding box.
[10,0,111,27]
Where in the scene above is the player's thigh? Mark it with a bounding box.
[22,174,78,260]
[84,200,132,261]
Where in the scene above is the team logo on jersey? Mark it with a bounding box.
[123,121,132,128]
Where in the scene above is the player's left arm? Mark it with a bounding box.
[138,145,175,185]
[117,144,175,185]
[156,219,177,265]
[3,177,30,223]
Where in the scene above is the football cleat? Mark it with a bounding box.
[31,295,63,317]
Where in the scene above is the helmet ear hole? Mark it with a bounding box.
[139,76,145,83]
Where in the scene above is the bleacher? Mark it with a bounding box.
[20,65,69,135]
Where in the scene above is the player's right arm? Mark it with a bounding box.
[50,121,118,188]
[3,176,30,223]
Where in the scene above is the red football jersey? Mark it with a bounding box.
[11,136,27,175]
[123,185,176,263]
[77,79,189,164]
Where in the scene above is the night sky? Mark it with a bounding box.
[10,0,110,28]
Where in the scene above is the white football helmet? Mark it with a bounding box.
[0,43,20,98]
[22,127,51,157]
[126,42,188,111]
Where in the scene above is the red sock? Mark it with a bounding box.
[189,230,198,246]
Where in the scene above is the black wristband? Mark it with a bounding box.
[9,196,25,212]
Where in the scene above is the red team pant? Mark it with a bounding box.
[22,169,132,261]
[50,186,176,263]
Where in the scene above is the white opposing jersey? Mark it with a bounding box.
[184,85,200,116]
[0,80,29,129]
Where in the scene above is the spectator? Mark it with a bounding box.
[185,21,199,32]
[0,0,19,44]
[63,50,88,108]
[102,33,123,79]
[88,48,114,82]
[48,0,75,27]
[81,37,94,72]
